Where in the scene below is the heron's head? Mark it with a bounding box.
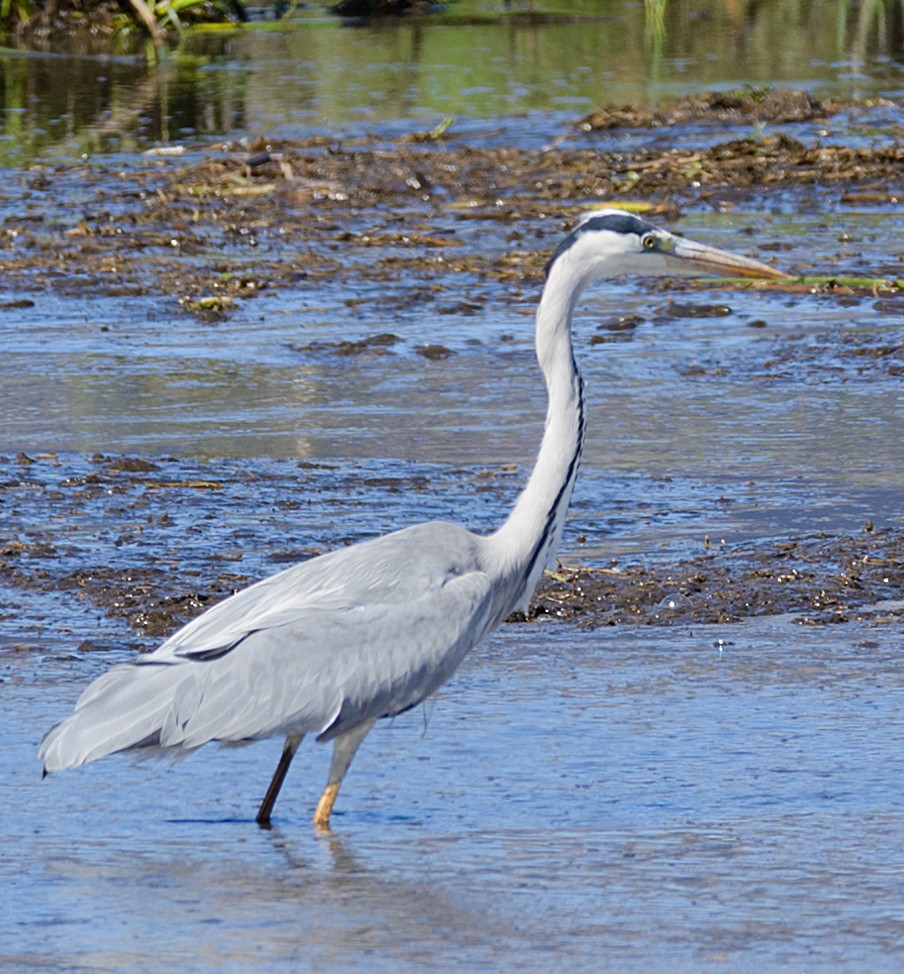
[547,208,788,283]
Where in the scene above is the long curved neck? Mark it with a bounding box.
[488,258,590,614]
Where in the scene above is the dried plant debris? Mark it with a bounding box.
[527,527,904,628]
[2,94,902,645]
[2,454,902,646]
[578,87,831,130]
[0,92,899,319]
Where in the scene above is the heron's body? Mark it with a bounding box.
[41,525,490,760]
[39,210,785,827]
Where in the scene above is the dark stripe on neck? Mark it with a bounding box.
[521,371,586,599]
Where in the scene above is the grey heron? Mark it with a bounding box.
[39,210,786,828]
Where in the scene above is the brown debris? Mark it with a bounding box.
[579,87,827,130]
[3,452,903,643]
[0,93,900,317]
[527,527,904,628]
[1,95,902,646]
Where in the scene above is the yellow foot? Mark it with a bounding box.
[313,782,339,829]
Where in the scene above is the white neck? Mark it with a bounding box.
[487,257,590,614]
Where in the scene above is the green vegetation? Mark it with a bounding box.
[0,0,248,43]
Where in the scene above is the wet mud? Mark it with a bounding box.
[0,452,516,648]
[3,451,903,648]
[2,90,902,645]
[529,527,904,628]
[2,90,901,320]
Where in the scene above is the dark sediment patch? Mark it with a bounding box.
[2,454,902,651]
[526,527,904,628]
[0,91,899,321]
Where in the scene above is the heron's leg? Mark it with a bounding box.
[313,719,376,829]
[256,733,304,828]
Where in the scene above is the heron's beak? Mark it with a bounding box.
[667,236,789,280]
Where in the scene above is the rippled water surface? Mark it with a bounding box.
[1,207,900,561]
[4,616,904,973]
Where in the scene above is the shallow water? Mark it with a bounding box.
[1,205,901,561]
[3,615,903,972]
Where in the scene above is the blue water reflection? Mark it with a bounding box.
[3,617,902,972]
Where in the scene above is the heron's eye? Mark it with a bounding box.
[641,233,657,250]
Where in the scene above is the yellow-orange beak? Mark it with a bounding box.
[667,236,789,280]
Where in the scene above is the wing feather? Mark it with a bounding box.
[40,521,495,770]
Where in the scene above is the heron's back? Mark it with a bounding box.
[40,520,499,772]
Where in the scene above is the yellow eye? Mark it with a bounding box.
[642,233,657,250]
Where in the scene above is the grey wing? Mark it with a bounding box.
[40,522,494,770]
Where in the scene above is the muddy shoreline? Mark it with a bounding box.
[3,450,903,649]
[3,91,901,315]
[2,90,902,646]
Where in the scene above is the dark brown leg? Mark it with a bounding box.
[256,733,303,828]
